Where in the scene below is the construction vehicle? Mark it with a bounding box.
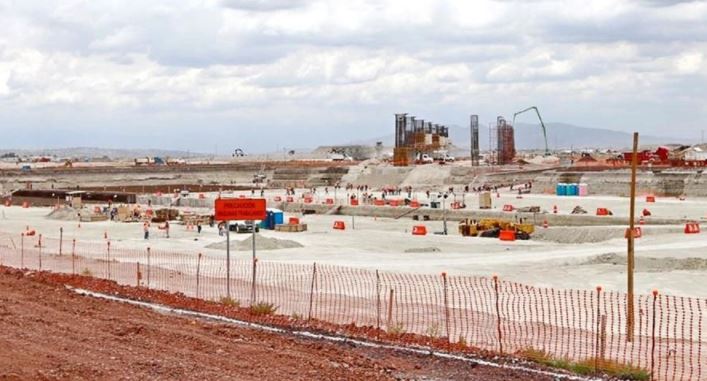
[134,157,167,166]
[512,106,550,156]
[416,153,434,164]
[458,218,534,239]
[621,146,669,164]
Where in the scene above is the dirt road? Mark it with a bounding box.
[0,267,561,380]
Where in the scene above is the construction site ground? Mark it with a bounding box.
[0,267,558,381]
[2,185,707,298]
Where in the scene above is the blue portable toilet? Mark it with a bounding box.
[261,208,284,230]
[556,183,567,196]
[568,183,579,196]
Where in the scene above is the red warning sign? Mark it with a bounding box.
[215,198,266,221]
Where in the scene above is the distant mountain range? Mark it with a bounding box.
[0,147,205,159]
[352,122,685,151]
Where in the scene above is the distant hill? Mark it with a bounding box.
[0,147,205,159]
[352,122,683,151]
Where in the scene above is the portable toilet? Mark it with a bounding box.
[556,183,567,196]
[261,208,284,230]
[578,183,588,196]
[568,183,579,196]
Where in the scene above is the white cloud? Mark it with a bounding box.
[674,52,704,74]
[0,0,705,151]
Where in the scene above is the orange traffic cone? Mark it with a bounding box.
[543,219,548,228]
[639,216,645,225]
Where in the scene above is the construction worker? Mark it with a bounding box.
[164,220,170,238]
[143,221,150,240]
[197,222,202,234]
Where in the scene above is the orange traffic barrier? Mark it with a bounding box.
[451,202,462,209]
[25,229,36,236]
[390,200,399,207]
[350,199,359,206]
[286,196,294,203]
[596,208,609,216]
[333,220,346,230]
[502,204,514,212]
[410,200,420,208]
[646,195,656,203]
[22,201,29,208]
[274,196,282,202]
[289,217,300,225]
[325,198,334,205]
[499,230,516,241]
[625,227,642,239]
[412,225,427,236]
[304,197,313,204]
[374,199,385,206]
[685,222,701,234]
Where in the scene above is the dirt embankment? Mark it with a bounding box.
[0,267,557,381]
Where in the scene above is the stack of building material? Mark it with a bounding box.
[275,224,308,232]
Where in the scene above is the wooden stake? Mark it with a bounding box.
[627,132,638,342]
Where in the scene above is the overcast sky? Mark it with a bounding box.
[0,0,705,153]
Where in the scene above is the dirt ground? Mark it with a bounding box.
[0,267,557,381]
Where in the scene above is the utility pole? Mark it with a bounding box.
[627,132,639,342]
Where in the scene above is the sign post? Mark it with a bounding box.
[214,198,267,301]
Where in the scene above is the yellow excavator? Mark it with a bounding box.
[512,106,550,156]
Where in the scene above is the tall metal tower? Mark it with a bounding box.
[470,114,479,166]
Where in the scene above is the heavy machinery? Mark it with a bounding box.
[458,218,534,239]
[512,106,550,156]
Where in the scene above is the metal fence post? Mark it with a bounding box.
[146,247,151,288]
[595,286,602,373]
[196,253,202,299]
[442,272,450,344]
[600,315,607,368]
[136,261,141,287]
[20,233,24,268]
[651,289,659,381]
[71,239,76,275]
[376,270,381,337]
[308,262,317,320]
[38,234,42,270]
[387,288,395,329]
[106,241,111,280]
[493,275,503,354]
[59,227,63,256]
[251,258,257,306]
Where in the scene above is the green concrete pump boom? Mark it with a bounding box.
[512,106,550,156]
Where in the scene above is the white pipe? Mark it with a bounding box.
[70,287,602,381]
